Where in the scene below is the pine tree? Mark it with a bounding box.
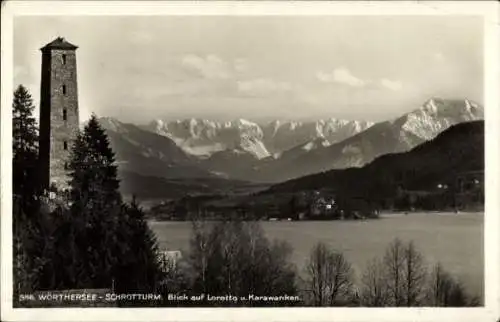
[12,84,39,202]
[67,114,124,289]
[69,114,121,209]
[12,85,43,302]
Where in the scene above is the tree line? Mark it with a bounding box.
[12,84,480,307]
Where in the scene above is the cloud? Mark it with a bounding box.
[182,54,232,79]
[316,67,403,92]
[316,67,366,87]
[237,78,292,94]
[181,54,249,80]
[380,78,403,91]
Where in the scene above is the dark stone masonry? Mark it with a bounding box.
[39,37,79,191]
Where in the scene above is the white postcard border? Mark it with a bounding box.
[1,1,499,321]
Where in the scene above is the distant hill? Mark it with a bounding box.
[119,170,267,200]
[202,148,261,179]
[99,117,214,179]
[266,120,484,207]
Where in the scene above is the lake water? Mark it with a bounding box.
[148,212,484,298]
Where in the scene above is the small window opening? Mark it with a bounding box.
[63,109,67,121]
[62,85,67,95]
[62,54,66,65]
[64,162,68,170]
[63,141,68,150]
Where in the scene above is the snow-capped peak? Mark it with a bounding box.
[422,98,439,114]
[144,116,374,159]
[403,98,483,140]
[233,118,256,127]
[151,119,164,127]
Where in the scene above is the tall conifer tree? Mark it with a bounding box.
[67,114,124,289]
[12,85,42,301]
[12,84,39,203]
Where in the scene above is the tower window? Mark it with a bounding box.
[63,109,67,121]
[63,141,68,150]
[62,85,67,95]
[62,54,66,65]
[64,162,68,170]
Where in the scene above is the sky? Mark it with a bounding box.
[14,15,483,124]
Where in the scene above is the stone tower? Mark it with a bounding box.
[39,37,79,191]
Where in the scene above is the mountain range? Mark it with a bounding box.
[143,117,374,159]
[250,98,483,182]
[98,98,483,197]
[266,120,484,209]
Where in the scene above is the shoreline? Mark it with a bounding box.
[147,211,484,223]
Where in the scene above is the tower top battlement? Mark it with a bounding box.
[40,37,78,51]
